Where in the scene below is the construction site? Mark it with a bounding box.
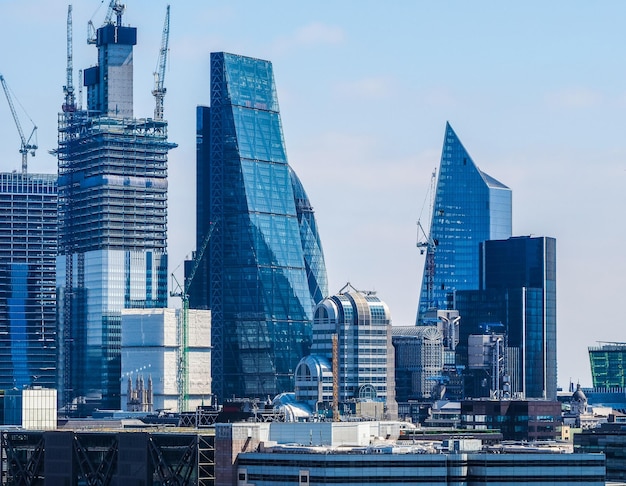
[55,1,178,415]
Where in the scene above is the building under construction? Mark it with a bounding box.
[56,3,176,414]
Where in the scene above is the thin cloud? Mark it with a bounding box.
[271,22,345,55]
[294,22,345,45]
[546,87,603,109]
[335,77,394,100]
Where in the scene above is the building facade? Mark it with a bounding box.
[216,422,604,486]
[191,52,328,400]
[589,343,626,388]
[392,326,444,401]
[1,429,215,485]
[417,122,512,321]
[0,173,57,391]
[121,308,211,412]
[461,399,562,441]
[56,9,175,414]
[575,422,626,481]
[456,236,557,400]
[296,284,397,416]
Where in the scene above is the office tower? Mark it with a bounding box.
[588,343,626,388]
[191,52,328,400]
[418,123,512,321]
[0,173,57,390]
[56,9,175,414]
[392,326,444,401]
[456,236,557,400]
[305,283,397,415]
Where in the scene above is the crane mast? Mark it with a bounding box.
[417,168,437,310]
[63,4,76,113]
[153,5,170,121]
[0,74,37,174]
[170,222,216,412]
[88,0,125,44]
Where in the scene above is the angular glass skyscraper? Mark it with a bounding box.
[0,173,57,390]
[56,10,175,414]
[191,52,328,400]
[418,123,512,321]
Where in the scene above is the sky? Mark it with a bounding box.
[0,1,625,389]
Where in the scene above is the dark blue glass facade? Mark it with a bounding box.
[418,123,511,320]
[191,52,328,400]
[456,236,557,400]
[0,173,57,391]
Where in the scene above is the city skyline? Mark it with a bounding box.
[0,1,624,388]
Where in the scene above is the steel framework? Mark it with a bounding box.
[1,430,215,485]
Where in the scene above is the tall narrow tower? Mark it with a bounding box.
[0,173,58,391]
[417,123,512,322]
[56,7,176,415]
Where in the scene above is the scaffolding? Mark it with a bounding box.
[57,109,176,413]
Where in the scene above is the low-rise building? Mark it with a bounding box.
[461,398,562,441]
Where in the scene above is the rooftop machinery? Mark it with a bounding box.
[0,74,38,174]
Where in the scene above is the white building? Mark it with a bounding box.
[121,308,211,412]
[4,388,57,430]
[295,283,397,418]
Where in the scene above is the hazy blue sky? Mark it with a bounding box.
[1,1,624,388]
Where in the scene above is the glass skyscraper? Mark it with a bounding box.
[56,10,175,414]
[0,173,57,390]
[418,123,512,321]
[588,343,626,389]
[456,236,557,400]
[191,52,328,400]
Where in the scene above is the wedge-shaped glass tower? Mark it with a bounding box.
[192,52,328,400]
[418,123,512,321]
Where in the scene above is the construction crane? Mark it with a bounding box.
[170,221,216,412]
[62,5,76,113]
[332,333,339,422]
[152,5,170,121]
[417,168,437,310]
[0,74,37,174]
[88,0,125,44]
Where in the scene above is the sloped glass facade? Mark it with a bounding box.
[418,123,512,320]
[192,52,328,400]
